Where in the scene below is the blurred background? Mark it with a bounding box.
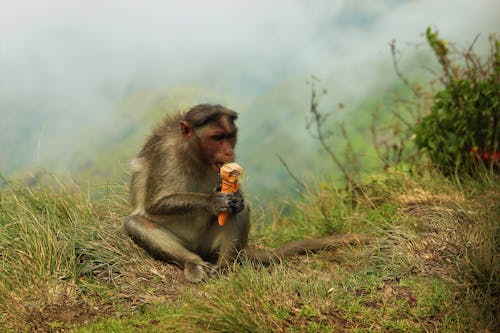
[1,0,499,201]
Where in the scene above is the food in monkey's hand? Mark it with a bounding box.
[218,162,244,226]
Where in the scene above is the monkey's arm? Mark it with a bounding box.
[146,191,244,216]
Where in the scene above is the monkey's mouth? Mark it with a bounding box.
[215,162,225,173]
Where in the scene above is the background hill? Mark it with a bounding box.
[2,0,499,202]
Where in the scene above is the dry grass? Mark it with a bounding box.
[358,172,499,330]
[1,171,498,332]
[0,178,187,331]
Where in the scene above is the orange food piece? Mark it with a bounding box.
[218,162,244,226]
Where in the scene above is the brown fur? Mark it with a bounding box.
[125,104,248,282]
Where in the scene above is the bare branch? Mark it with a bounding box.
[276,154,307,191]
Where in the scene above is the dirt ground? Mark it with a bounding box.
[19,260,187,332]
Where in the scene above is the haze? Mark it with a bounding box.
[1,0,499,181]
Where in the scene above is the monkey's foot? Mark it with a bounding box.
[184,261,207,282]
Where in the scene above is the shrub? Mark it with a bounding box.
[413,28,499,174]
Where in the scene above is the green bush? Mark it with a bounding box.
[413,28,499,174]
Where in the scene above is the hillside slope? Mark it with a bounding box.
[0,170,497,332]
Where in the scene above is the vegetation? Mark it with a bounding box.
[1,29,498,332]
[0,170,498,332]
[414,29,499,174]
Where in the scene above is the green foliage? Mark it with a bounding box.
[415,77,499,173]
[414,29,500,174]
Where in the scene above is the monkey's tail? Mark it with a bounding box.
[243,233,368,265]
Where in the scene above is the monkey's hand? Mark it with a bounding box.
[210,191,245,215]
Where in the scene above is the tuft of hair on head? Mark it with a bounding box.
[184,104,238,128]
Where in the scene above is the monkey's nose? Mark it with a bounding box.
[225,147,234,159]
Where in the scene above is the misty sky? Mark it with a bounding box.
[1,0,499,176]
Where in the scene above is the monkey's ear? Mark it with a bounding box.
[180,121,193,137]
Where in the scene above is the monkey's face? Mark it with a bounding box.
[195,118,237,174]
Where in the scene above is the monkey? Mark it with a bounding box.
[124,104,365,282]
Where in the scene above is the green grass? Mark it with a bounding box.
[74,264,466,333]
[0,170,498,332]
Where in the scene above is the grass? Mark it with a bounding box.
[0,170,498,332]
[0,175,183,331]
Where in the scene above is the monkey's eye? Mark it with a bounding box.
[212,135,225,142]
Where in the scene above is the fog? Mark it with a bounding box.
[1,0,499,179]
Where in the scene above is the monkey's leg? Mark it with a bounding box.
[123,215,210,282]
[210,205,250,269]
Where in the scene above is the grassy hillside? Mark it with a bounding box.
[0,170,498,332]
[2,30,497,332]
